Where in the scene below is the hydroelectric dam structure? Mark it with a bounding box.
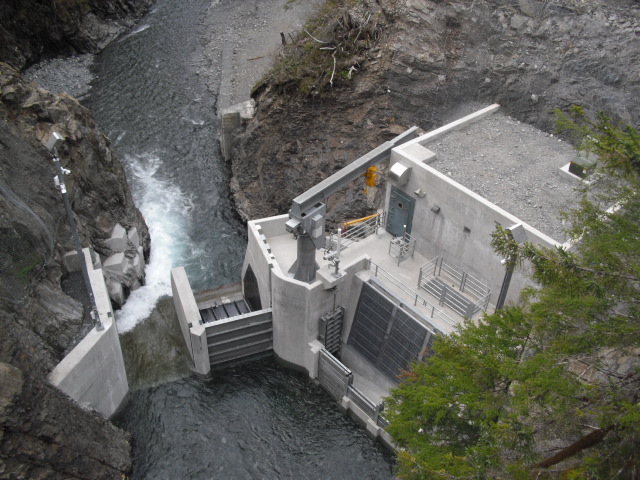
[172,104,582,446]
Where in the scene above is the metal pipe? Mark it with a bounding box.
[333,228,341,277]
[52,151,103,331]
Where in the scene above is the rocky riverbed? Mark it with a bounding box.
[23,54,95,99]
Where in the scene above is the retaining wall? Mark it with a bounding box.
[388,105,560,305]
[171,266,209,374]
[48,248,128,419]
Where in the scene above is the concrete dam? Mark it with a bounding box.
[171,103,584,446]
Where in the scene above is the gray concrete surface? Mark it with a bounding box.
[48,249,128,419]
[425,108,588,242]
[170,266,210,374]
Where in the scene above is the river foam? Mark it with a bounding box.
[116,153,192,333]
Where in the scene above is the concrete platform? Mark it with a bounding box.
[268,228,481,334]
[425,111,588,242]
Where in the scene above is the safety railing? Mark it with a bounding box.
[388,231,416,266]
[419,257,491,319]
[318,348,352,400]
[325,212,385,257]
[376,413,390,429]
[369,261,457,328]
[347,384,378,419]
[317,349,388,428]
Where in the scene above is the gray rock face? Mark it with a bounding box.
[0,63,150,308]
[0,62,149,477]
[0,362,132,480]
[0,0,154,70]
[229,0,639,223]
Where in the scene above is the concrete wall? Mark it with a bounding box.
[270,268,331,369]
[205,309,273,365]
[242,217,285,310]
[243,215,376,373]
[170,266,209,375]
[340,395,396,451]
[219,100,255,161]
[387,106,560,305]
[48,249,128,419]
[269,252,376,371]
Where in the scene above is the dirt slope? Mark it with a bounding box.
[229,0,639,222]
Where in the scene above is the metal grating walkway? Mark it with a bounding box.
[199,299,251,323]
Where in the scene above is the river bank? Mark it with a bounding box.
[23,0,324,111]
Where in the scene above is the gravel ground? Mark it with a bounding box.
[22,54,95,99]
[200,0,323,109]
[427,110,589,243]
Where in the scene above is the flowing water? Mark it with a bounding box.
[85,0,394,477]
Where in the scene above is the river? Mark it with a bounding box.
[84,0,395,478]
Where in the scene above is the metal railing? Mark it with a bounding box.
[388,231,416,266]
[317,349,388,428]
[347,384,378,419]
[318,349,352,400]
[325,212,385,256]
[376,414,390,429]
[419,257,491,319]
[369,261,457,328]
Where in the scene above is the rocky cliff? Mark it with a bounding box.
[0,0,154,70]
[0,0,153,470]
[0,60,150,477]
[229,0,639,222]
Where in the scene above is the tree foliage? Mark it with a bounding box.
[385,111,640,479]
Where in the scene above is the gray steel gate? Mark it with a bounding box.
[348,281,438,381]
[318,348,352,399]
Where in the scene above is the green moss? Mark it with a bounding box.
[17,254,43,283]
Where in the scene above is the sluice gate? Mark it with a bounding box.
[347,278,441,382]
[200,298,250,322]
[171,268,273,373]
[197,287,272,366]
[204,307,273,366]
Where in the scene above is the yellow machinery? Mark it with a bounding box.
[342,212,381,232]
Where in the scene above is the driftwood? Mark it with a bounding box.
[533,426,614,470]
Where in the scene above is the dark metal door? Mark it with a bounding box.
[386,186,415,236]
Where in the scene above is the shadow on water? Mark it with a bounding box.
[119,297,193,390]
[114,353,395,480]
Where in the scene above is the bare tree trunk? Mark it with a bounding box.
[534,426,613,470]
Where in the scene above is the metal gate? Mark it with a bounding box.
[386,186,415,236]
[348,281,438,381]
[318,307,344,357]
[318,348,352,400]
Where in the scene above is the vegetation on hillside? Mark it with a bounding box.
[255,0,384,95]
[385,109,640,479]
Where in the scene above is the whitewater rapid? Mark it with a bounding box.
[116,153,192,332]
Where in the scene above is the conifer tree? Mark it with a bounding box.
[385,109,640,479]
